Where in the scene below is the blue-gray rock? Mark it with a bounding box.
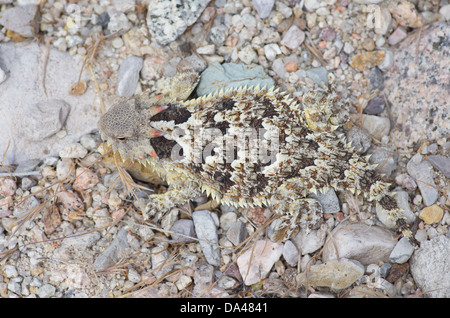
[116,55,143,97]
[406,154,439,206]
[196,62,275,96]
[170,219,196,242]
[309,188,340,214]
[193,210,220,266]
[226,220,247,246]
[427,155,450,178]
[369,67,384,91]
[93,228,128,269]
[146,0,210,45]
[389,237,415,264]
[305,67,328,87]
[252,0,275,19]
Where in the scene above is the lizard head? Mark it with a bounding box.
[98,97,166,163]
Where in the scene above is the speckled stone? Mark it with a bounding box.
[146,0,209,45]
[385,22,449,149]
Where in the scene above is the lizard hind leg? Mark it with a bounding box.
[271,197,323,242]
[377,194,418,247]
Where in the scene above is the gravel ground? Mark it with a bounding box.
[0,0,449,298]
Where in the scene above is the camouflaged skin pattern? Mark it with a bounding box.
[98,72,414,243]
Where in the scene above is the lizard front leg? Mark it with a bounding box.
[143,177,201,221]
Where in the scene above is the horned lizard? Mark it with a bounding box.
[98,71,415,243]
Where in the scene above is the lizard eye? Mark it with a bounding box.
[117,137,127,141]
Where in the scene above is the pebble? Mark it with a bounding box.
[322,222,396,266]
[116,55,143,98]
[284,61,298,73]
[395,173,417,191]
[440,4,450,21]
[426,155,450,178]
[388,26,407,46]
[310,188,340,214]
[93,208,113,228]
[272,58,288,79]
[175,275,192,291]
[59,143,88,159]
[73,167,100,192]
[127,268,141,283]
[294,224,327,255]
[280,25,305,50]
[36,284,56,298]
[226,220,247,246]
[369,67,384,91]
[0,178,17,197]
[406,154,439,206]
[374,6,392,35]
[305,67,328,86]
[4,264,18,278]
[237,45,257,65]
[377,49,394,71]
[196,44,215,55]
[364,95,385,115]
[93,229,127,269]
[209,25,228,46]
[361,38,375,51]
[297,258,365,290]
[319,27,336,42]
[237,240,283,285]
[111,37,124,49]
[389,237,415,264]
[282,240,299,266]
[192,261,215,296]
[390,1,423,28]
[304,0,320,11]
[170,219,195,242]
[219,211,237,231]
[0,4,39,37]
[252,0,275,19]
[360,114,390,140]
[419,204,444,224]
[264,43,281,61]
[192,210,220,266]
[410,235,450,298]
[107,10,131,34]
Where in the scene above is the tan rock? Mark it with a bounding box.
[419,204,444,224]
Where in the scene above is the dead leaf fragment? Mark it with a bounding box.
[69,81,87,95]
